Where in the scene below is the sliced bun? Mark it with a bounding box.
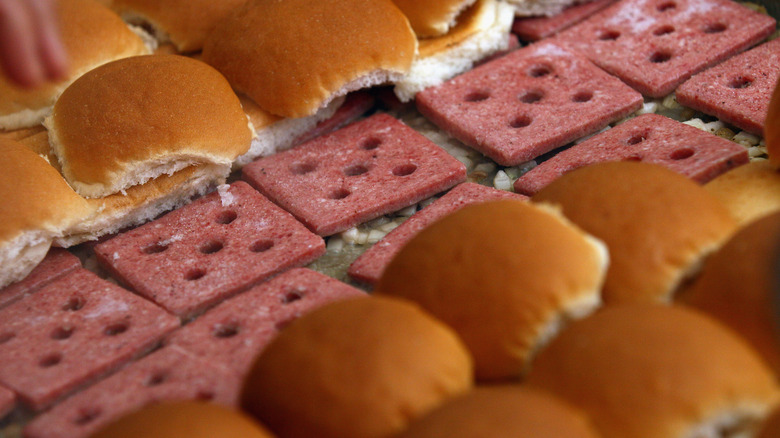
[45,54,252,198]
[398,386,600,438]
[241,296,473,438]
[393,0,478,37]
[109,0,248,53]
[375,199,608,380]
[202,0,416,118]
[0,0,150,130]
[705,161,780,227]
[678,211,780,377]
[505,0,595,16]
[533,161,737,304]
[526,304,780,438]
[0,140,92,288]
[394,0,515,102]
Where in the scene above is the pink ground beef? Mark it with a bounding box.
[167,268,366,377]
[0,248,80,309]
[23,345,240,438]
[416,41,643,166]
[676,37,780,136]
[512,0,619,41]
[0,385,15,419]
[0,269,179,411]
[551,0,776,97]
[348,183,526,285]
[242,113,467,236]
[514,113,748,195]
[94,182,326,319]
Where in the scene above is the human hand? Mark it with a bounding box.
[0,0,68,88]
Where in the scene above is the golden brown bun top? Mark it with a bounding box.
[241,296,473,438]
[533,161,737,304]
[90,401,275,438]
[202,0,416,118]
[0,0,148,115]
[393,0,476,37]
[0,139,92,243]
[375,199,606,381]
[397,386,600,438]
[678,211,780,376]
[704,160,780,227]
[418,0,496,58]
[48,54,251,198]
[110,0,248,52]
[767,79,780,168]
[526,304,780,438]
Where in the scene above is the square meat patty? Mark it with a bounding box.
[0,248,80,309]
[512,0,620,41]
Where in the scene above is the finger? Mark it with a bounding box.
[28,0,68,82]
[0,0,45,88]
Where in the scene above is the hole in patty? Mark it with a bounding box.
[360,137,382,150]
[598,29,621,40]
[73,407,102,426]
[290,161,317,175]
[63,296,85,312]
[213,322,240,338]
[528,64,553,78]
[728,76,752,89]
[0,332,15,344]
[281,288,306,304]
[250,239,274,253]
[216,210,237,225]
[51,326,74,340]
[653,25,675,36]
[464,90,490,102]
[657,1,676,12]
[145,372,167,387]
[199,240,224,254]
[627,133,648,145]
[328,188,351,199]
[509,115,532,129]
[519,89,544,104]
[670,148,694,160]
[649,50,672,63]
[572,91,593,103]
[143,242,169,254]
[184,268,207,281]
[344,164,369,176]
[393,164,417,177]
[39,353,62,368]
[703,22,727,33]
[104,322,129,336]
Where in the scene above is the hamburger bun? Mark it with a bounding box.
[392,0,478,37]
[393,0,516,102]
[0,139,92,288]
[375,199,608,381]
[108,0,248,53]
[202,0,416,118]
[0,0,150,130]
[45,54,252,198]
[241,296,473,438]
[526,304,780,438]
[89,401,274,438]
[677,211,780,377]
[397,386,600,438]
[705,161,780,227]
[533,161,737,304]
[767,77,780,168]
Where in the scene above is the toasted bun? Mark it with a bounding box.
[505,0,592,16]
[678,211,780,377]
[90,401,274,438]
[0,0,150,130]
[46,55,251,198]
[767,79,780,168]
[533,161,737,304]
[526,304,780,438]
[109,0,248,53]
[202,0,416,118]
[394,0,515,102]
[375,199,608,381]
[393,0,477,37]
[241,296,473,438]
[398,386,600,438]
[705,161,780,227]
[0,140,92,288]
